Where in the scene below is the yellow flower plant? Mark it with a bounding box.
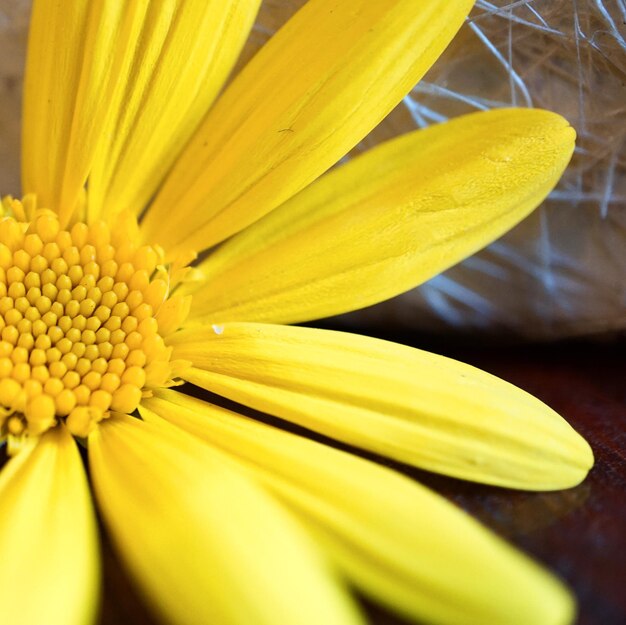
[0,2,592,625]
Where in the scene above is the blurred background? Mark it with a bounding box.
[2,0,625,340]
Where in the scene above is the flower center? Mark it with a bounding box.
[0,198,190,452]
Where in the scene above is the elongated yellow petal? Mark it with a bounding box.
[22,1,147,224]
[88,0,261,222]
[141,0,473,256]
[186,109,575,324]
[170,323,592,490]
[0,426,99,625]
[141,390,576,625]
[89,413,364,625]
[22,0,89,216]
[22,1,259,225]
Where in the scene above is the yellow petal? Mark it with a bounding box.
[21,0,91,216]
[169,323,593,490]
[22,1,259,225]
[186,109,575,324]
[0,426,99,625]
[89,413,364,625]
[22,1,147,224]
[141,0,473,256]
[141,390,576,625]
[88,0,261,222]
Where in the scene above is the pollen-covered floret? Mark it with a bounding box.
[0,197,191,452]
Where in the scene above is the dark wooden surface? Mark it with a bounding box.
[98,339,626,625]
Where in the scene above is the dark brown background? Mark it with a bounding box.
[98,334,626,625]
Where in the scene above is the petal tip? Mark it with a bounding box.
[565,435,595,488]
[543,434,594,491]
[531,108,577,154]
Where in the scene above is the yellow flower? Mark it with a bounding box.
[0,2,592,625]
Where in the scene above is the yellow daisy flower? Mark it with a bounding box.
[0,2,592,625]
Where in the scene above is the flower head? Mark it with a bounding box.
[0,2,592,625]
[0,201,190,447]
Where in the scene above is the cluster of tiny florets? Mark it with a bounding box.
[0,206,177,448]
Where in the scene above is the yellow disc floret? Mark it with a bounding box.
[0,198,192,452]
